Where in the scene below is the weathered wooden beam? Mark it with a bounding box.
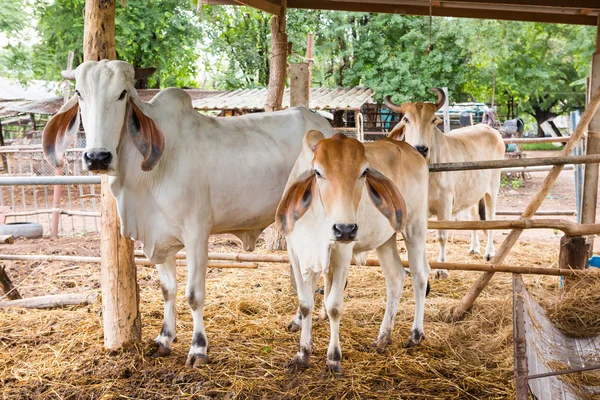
[428,218,600,236]
[264,0,287,111]
[286,0,599,26]
[232,0,281,14]
[0,293,97,309]
[512,274,529,400]
[429,153,600,172]
[559,236,591,285]
[580,16,600,255]
[83,0,140,349]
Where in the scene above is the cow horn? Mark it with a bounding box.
[431,88,446,110]
[61,70,76,80]
[383,95,403,113]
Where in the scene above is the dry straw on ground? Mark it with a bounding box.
[541,269,600,338]
[0,233,566,399]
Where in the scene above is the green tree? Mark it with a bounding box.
[31,0,202,87]
[0,0,34,80]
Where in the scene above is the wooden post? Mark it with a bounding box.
[580,16,600,255]
[559,236,590,286]
[452,85,600,321]
[442,87,450,133]
[0,122,8,173]
[0,265,21,300]
[512,274,529,400]
[289,63,309,109]
[264,0,287,112]
[84,0,140,349]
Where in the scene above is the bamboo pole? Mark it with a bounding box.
[0,254,258,269]
[503,137,568,144]
[452,84,600,321]
[496,210,576,216]
[428,218,600,236]
[428,153,600,172]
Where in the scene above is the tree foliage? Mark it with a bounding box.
[31,0,201,87]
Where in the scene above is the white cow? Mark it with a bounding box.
[276,131,430,373]
[385,89,504,278]
[42,60,333,367]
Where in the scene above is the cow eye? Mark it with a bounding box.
[118,90,127,101]
[432,118,437,124]
[403,117,409,123]
[315,170,323,178]
[361,168,369,178]
[75,90,83,100]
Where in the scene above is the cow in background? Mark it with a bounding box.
[385,89,504,278]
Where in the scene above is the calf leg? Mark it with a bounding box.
[287,257,317,370]
[184,233,210,367]
[483,191,498,261]
[468,205,481,255]
[325,248,352,374]
[434,205,452,279]
[287,272,320,331]
[152,254,178,358]
[404,219,431,348]
[374,234,406,351]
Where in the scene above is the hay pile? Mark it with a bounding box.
[0,233,561,399]
[541,269,600,338]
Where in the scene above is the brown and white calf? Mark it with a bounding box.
[385,89,504,278]
[276,131,430,373]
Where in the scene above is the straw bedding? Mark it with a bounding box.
[0,233,564,399]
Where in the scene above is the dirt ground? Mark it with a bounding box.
[0,148,595,399]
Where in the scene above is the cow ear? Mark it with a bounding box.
[433,117,443,126]
[365,168,407,232]
[127,98,165,171]
[388,122,405,141]
[43,95,80,168]
[275,169,317,235]
[303,129,325,154]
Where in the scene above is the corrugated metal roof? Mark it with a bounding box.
[192,87,374,111]
[0,87,374,117]
[0,79,60,101]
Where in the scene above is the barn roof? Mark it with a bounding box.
[0,79,60,101]
[192,87,374,111]
[211,0,600,26]
[0,87,374,117]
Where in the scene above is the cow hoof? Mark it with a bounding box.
[287,320,301,332]
[324,362,343,375]
[150,342,172,359]
[185,353,209,368]
[404,330,425,348]
[285,356,310,371]
[483,253,494,262]
[373,334,392,353]
[433,269,449,279]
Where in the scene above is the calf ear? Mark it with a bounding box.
[365,168,407,232]
[275,170,317,235]
[43,95,80,168]
[388,122,405,141]
[127,98,165,171]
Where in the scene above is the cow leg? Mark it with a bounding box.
[325,249,352,374]
[286,258,316,370]
[184,233,210,367]
[373,234,406,351]
[483,191,498,262]
[404,219,430,348]
[319,268,331,321]
[468,205,481,255]
[434,205,451,279]
[288,264,320,331]
[152,254,178,358]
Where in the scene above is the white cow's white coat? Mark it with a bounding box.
[46,60,333,365]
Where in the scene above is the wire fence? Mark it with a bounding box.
[0,134,100,236]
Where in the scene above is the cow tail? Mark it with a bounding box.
[478,198,487,234]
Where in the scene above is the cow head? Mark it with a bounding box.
[384,88,445,159]
[276,131,407,242]
[43,60,164,173]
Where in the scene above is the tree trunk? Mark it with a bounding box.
[531,106,557,137]
[264,1,287,112]
[84,0,141,349]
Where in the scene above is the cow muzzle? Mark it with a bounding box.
[414,145,429,158]
[83,149,113,172]
[332,223,358,242]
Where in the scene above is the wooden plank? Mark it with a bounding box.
[512,274,529,400]
[232,0,281,14]
[286,0,599,25]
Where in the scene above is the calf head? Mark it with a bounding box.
[43,60,164,173]
[384,88,445,159]
[276,131,407,242]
